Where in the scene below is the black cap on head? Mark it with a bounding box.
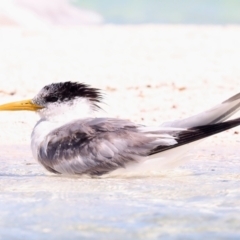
[34,82,102,107]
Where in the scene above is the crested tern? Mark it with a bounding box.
[0,81,240,176]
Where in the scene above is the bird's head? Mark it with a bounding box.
[0,82,102,122]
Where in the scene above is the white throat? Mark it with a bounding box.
[38,97,97,124]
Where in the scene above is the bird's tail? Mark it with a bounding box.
[161,92,240,128]
[109,117,240,177]
[151,117,240,155]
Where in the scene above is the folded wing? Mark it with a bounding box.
[37,118,182,175]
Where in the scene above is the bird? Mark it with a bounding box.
[0,81,240,177]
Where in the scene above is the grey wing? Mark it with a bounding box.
[37,118,180,176]
[162,92,240,128]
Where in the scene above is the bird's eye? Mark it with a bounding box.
[45,96,58,102]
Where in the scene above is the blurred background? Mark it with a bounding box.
[0,0,240,27]
[72,0,240,24]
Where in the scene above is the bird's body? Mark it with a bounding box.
[31,117,184,176]
[1,81,240,177]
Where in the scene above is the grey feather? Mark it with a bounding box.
[37,118,180,176]
[36,116,240,176]
[162,92,240,128]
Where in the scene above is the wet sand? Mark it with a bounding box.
[0,25,240,239]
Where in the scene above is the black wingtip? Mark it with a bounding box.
[150,117,240,155]
[180,117,240,144]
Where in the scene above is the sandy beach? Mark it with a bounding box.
[0,25,240,239]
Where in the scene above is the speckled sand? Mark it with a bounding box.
[0,25,240,239]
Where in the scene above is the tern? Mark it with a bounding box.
[0,81,240,177]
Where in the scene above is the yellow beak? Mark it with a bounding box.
[0,99,43,111]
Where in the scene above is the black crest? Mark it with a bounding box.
[37,82,102,106]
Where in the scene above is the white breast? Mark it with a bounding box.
[31,120,61,161]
